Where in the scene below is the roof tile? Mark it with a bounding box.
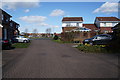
[96,17,120,21]
[62,17,83,21]
[83,24,98,30]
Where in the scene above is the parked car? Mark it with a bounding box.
[12,36,30,43]
[83,34,113,45]
[2,39,12,49]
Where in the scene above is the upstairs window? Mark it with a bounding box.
[71,23,76,27]
[6,19,9,22]
[2,14,4,20]
[66,23,70,27]
[10,23,13,27]
[101,23,106,27]
[106,23,112,27]
[77,23,79,27]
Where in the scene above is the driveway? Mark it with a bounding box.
[2,38,119,78]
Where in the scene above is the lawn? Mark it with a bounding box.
[12,43,30,48]
[29,37,42,39]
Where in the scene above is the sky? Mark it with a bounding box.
[1,1,119,33]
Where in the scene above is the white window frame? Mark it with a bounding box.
[2,14,4,20]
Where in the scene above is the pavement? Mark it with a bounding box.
[2,38,120,78]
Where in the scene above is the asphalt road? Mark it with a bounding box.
[2,38,119,78]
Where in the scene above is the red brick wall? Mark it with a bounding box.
[62,27,77,32]
[61,31,97,43]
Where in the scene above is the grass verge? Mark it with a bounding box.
[52,39,71,43]
[77,44,116,53]
[12,43,30,48]
[52,39,63,43]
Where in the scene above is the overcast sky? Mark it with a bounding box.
[1,1,119,33]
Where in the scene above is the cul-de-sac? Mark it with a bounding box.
[0,1,120,79]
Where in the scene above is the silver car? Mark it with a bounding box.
[13,36,30,43]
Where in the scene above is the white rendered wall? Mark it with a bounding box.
[100,22,118,27]
[62,21,83,27]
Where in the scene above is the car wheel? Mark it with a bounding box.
[6,45,11,50]
[23,40,27,43]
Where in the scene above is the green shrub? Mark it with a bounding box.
[53,35,59,40]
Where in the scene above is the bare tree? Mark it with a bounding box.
[33,29,37,33]
[25,28,28,33]
[33,29,38,37]
[46,28,51,34]
[24,28,28,36]
[46,28,51,37]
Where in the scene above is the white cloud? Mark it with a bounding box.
[2,2,40,10]
[19,16,47,23]
[93,2,118,14]
[52,25,59,28]
[19,15,59,27]
[24,9,30,13]
[37,23,49,26]
[50,9,65,16]
[19,16,53,27]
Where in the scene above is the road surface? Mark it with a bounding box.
[2,38,119,78]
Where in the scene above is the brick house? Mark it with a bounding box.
[1,9,12,40]
[62,17,83,32]
[94,17,120,33]
[61,17,120,42]
[61,17,98,42]
[0,9,20,40]
[10,20,20,38]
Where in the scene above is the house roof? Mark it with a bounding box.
[96,17,120,21]
[1,9,12,17]
[62,27,77,32]
[83,24,98,30]
[10,20,19,25]
[62,17,83,21]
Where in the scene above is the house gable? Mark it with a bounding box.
[94,17,120,33]
[62,17,83,27]
[95,17,120,27]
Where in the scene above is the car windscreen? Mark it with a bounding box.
[19,36,25,38]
